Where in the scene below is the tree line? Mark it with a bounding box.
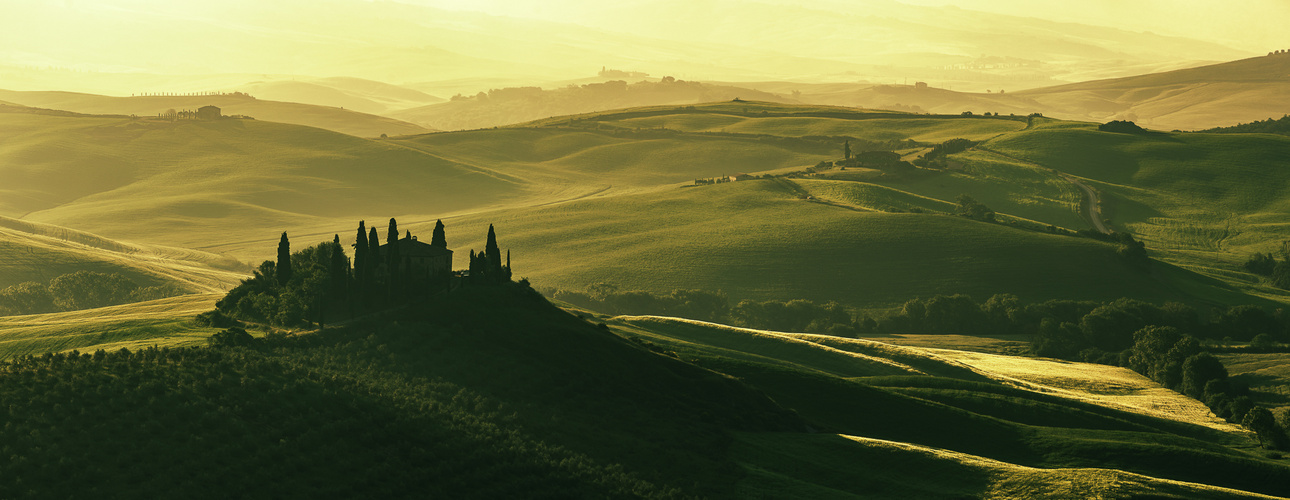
[0,271,181,316]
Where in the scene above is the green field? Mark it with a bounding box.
[5,101,1283,311]
[982,119,1290,299]
[607,314,1285,497]
[426,179,1255,308]
[0,293,223,359]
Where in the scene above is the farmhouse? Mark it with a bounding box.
[197,105,221,120]
[378,233,452,281]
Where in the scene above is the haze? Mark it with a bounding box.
[2,0,1282,97]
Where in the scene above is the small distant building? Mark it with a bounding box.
[914,82,929,90]
[728,173,753,182]
[379,235,452,283]
[197,105,221,120]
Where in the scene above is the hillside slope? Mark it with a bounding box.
[2,286,1284,498]
[0,89,433,138]
[429,180,1253,308]
[0,111,523,253]
[0,217,243,293]
[1014,54,1290,130]
[390,79,795,131]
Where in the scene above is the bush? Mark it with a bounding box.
[1246,253,1277,276]
[207,327,257,348]
[1098,120,1147,134]
[195,309,242,328]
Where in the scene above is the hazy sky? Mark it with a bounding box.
[2,0,1284,94]
[414,0,1287,53]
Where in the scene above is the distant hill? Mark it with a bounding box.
[725,54,1290,131]
[0,111,518,255]
[1200,114,1290,136]
[236,77,443,115]
[0,215,244,293]
[0,89,434,138]
[1013,54,1290,130]
[390,79,796,131]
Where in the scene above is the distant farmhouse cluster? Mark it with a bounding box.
[157,105,222,121]
[1269,49,1290,56]
[211,219,514,328]
[135,91,251,98]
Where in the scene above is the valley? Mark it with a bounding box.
[5,23,1290,494]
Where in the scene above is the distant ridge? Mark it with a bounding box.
[0,89,435,138]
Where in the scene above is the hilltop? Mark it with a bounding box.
[0,89,433,138]
[389,79,795,131]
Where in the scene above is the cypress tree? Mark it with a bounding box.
[276,232,292,286]
[485,224,502,279]
[844,140,851,160]
[330,234,347,299]
[368,227,380,298]
[355,221,368,290]
[431,220,447,247]
[387,218,400,296]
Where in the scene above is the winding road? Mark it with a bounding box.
[975,146,1110,234]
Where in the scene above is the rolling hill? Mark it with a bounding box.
[389,79,796,131]
[0,110,522,255]
[6,100,1285,310]
[733,54,1290,132]
[0,89,434,138]
[1013,53,1290,131]
[1,284,1285,498]
[982,118,1290,297]
[0,216,243,293]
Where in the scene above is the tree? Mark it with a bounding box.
[1272,260,1290,290]
[48,271,138,311]
[276,232,293,286]
[387,218,401,296]
[431,219,447,247]
[1244,407,1290,450]
[1181,353,1228,399]
[1251,333,1279,352]
[0,282,58,315]
[1245,252,1276,276]
[367,226,381,302]
[954,194,995,222]
[1114,232,1149,269]
[355,221,368,299]
[843,140,851,160]
[485,224,503,281]
[330,234,348,300]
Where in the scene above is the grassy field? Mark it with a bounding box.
[982,119,1290,298]
[611,314,1288,498]
[0,216,245,291]
[0,293,222,359]
[5,100,1289,311]
[605,113,1025,142]
[429,179,1257,308]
